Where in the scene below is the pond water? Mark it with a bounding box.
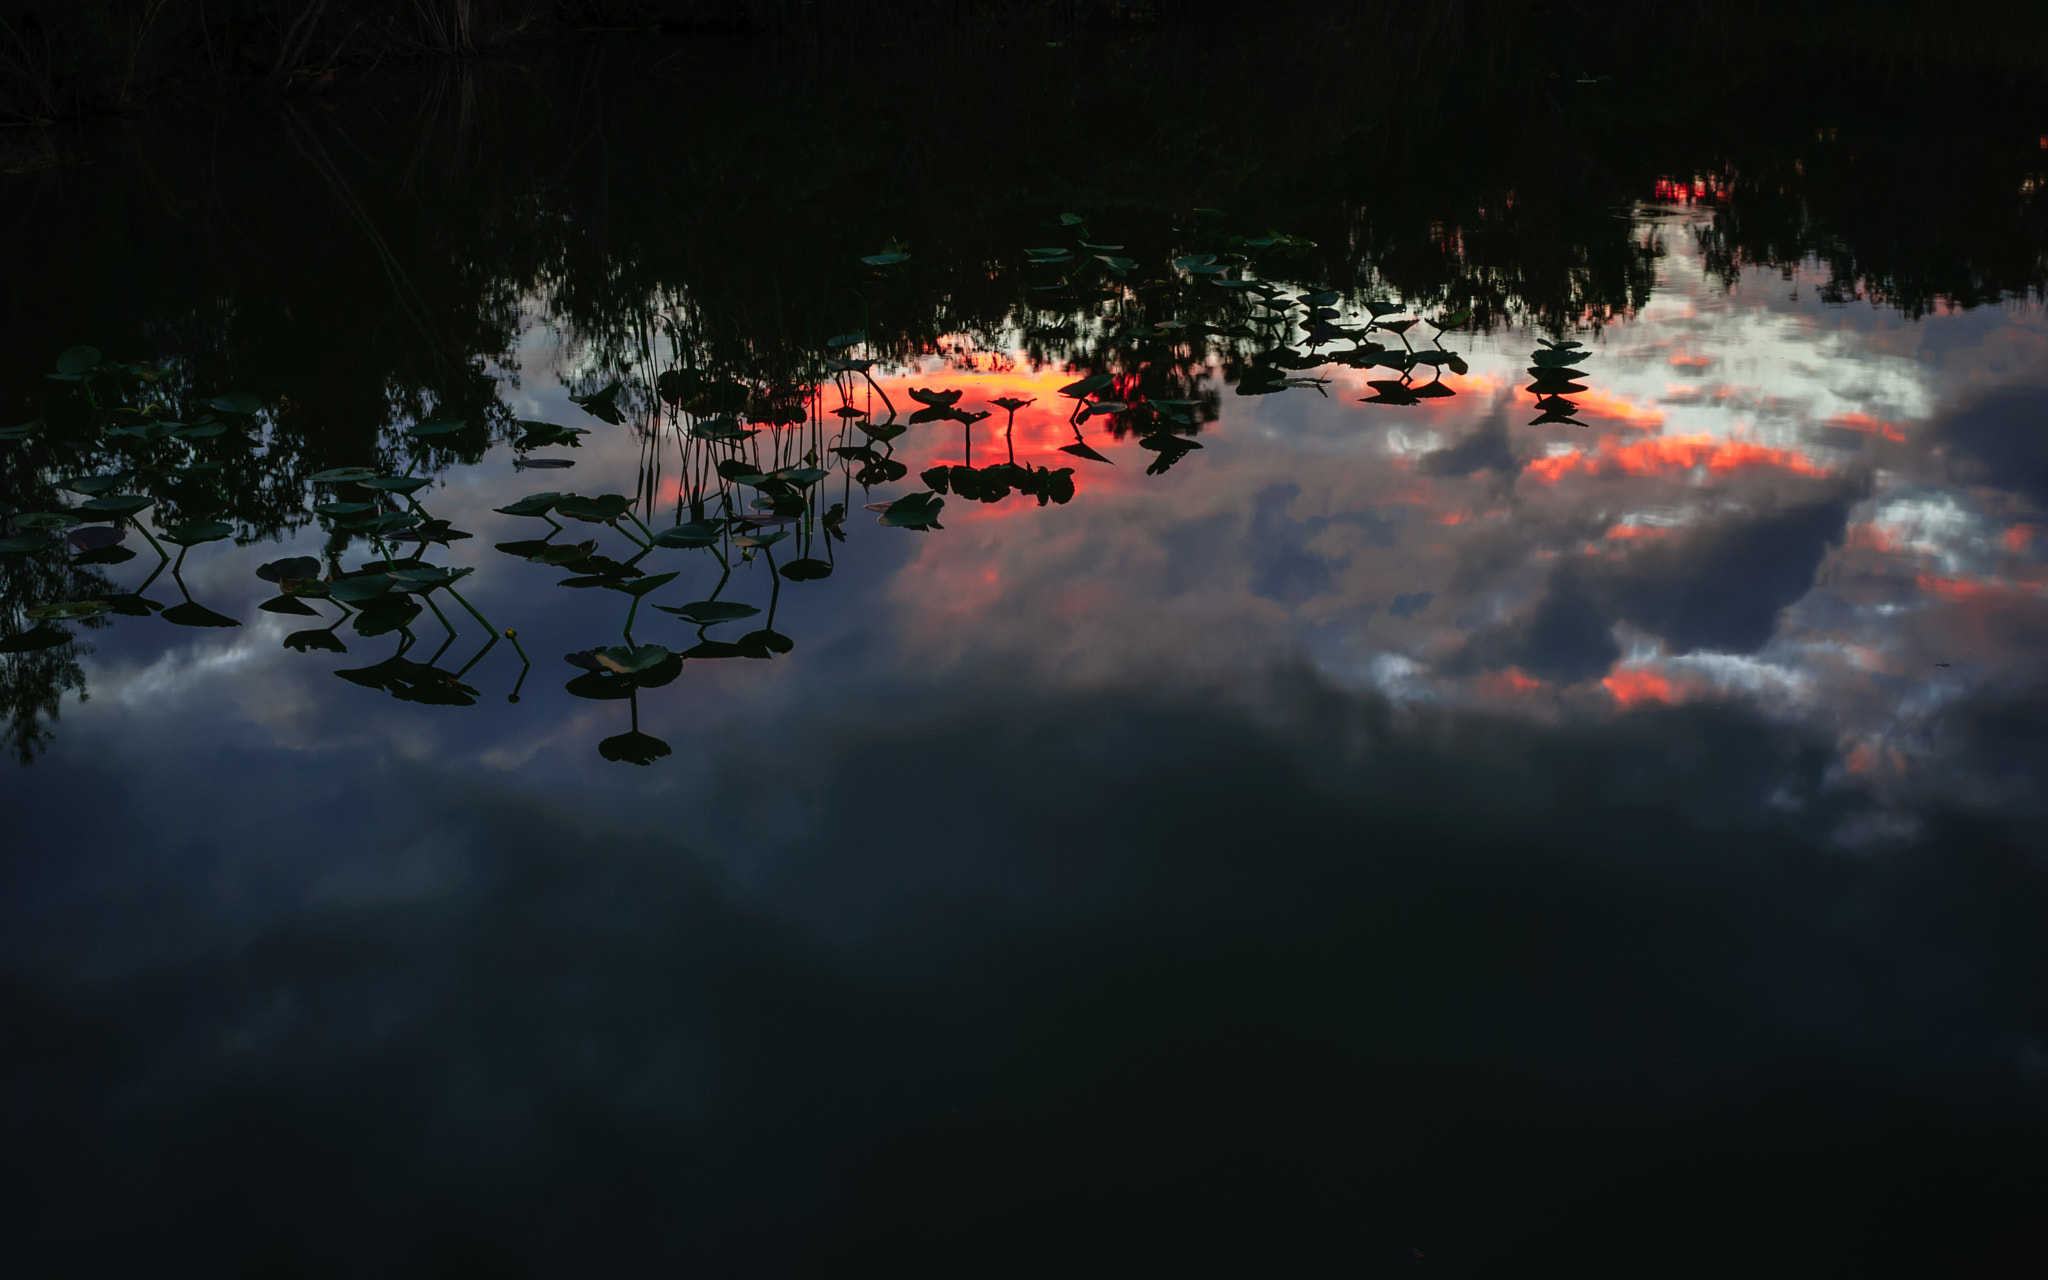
[3,36,2047,1276]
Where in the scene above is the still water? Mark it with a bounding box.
[3,37,2047,1276]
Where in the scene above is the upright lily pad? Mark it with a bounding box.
[878,492,945,529]
[284,629,347,653]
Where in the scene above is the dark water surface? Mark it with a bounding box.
[3,34,2048,1277]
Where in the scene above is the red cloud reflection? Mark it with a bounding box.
[1525,433,1830,484]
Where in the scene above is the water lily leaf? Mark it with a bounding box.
[61,475,125,496]
[1058,213,1086,226]
[336,512,418,535]
[1525,373,1591,395]
[209,393,263,416]
[80,494,153,518]
[525,541,597,566]
[990,396,1034,412]
[357,475,432,494]
[1059,440,1114,464]
[387,565,474,590]
[607,571,679,598]
[0,420,42,440]
[653,521,723,549]
[779,557,832,581]
[310,467,382,483]
[737,629,795,658]
[822,358,875,374]
[694,415,755,441]
[260,594,322,616]
[600,731,673,765]
[515,458,576,470]
[1095,255,1139,274]
[908,387,962,408]
[596,643,673,674]
[405,419,468,438]
[1058,373,1115,399]
[0,626,71,653]
[1435,309,1473,329]
[161,601,240,628]
[1531,348,1590,369]
[26,600,110,621]
[1412,382,1456,399]
[878,491,945,529]
[105,422,173,441]
[682,640,746,659]
[1536,339,1585,351]
[657,600,760,625]
[781,466,830,488]
[827,330,867,348]
[15,511,81,530]
[352,595,420,637]
[494,492,564,517]
[861,252,911,266]
[1079,400,1126,420]
[316,501,376,517]
[68,526,126,551]
[555,494,632,522]
[54,346,102,376]
[326,574,395,604]
[172,423,228,440]
[734,530,789,550]
[162,520,232,546]
[283,628,347,653]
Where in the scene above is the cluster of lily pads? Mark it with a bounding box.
[1523,340,1596,426]
[1,212,1596,765]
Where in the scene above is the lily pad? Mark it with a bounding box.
[357,475,432,494]
[326,575,396,604]
[657,600,761,626]
[525,541,597,566]
[554,494,632,523]
[599,731,673,766]
[608,571,679,598]
[878,492,945,529]
[1058,373,1116,399]
[652,521,724,549]
[257,555,324,583]
[0,532,57,554]
[80,494,154,518]
[595,643,673,674]
[26,600,110,621]
[861,252,911,266]
[209,393,263,416]
[779,557,833,581]
[310,467,382,484]
[15,511,82,530]
[161,601,241,628]
[405,419,469,438]
[316,501,377,517]
[260,595,322,616]
[162,520,233,546]
[352,595,421,637]
[54,346,103,376]
[283,629,347,654]
[494,492,564,517]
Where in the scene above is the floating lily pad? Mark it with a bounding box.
[524,541,597,566]
[258,556,324,583]
[161,601,240,628]
[608,571,679,599]
[652,521,723,549]
[596,643,673,674]
[405,419,468,438]
[162,520,232,546]
[737,629,795,658]
[1058,373,1115,399]
[315,501,376,518]
[657,600,760,626]
[861,252,911,266]
[0,532,57,554]
[357,475,432,494]
[599,731,673,766]
[260,595,322,616]
[15,511,82,530]
[310,467,383,483]
[326,574,396,604]
[555,494,632,523]
[26,600,110,621]
[779,557,832,581]
[79,494,154,518]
